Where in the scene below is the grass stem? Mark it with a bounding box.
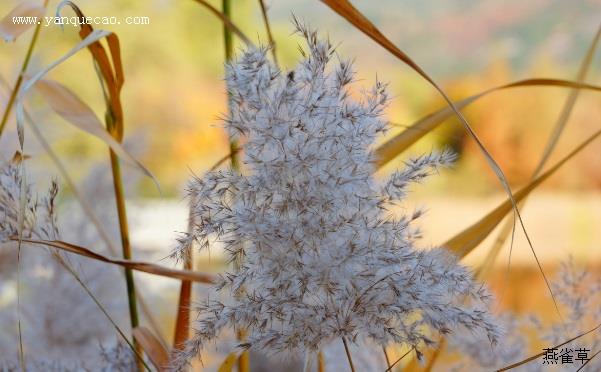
[18,89,166,347]
[173,203,195,350]
[318,350,325,372]
[223,0,239,172]
[342,338,356,372]
[222,1,248,371]
[385,347,414,372]
[109,149,142,370]
[258,0,278,65]
[0,0,49,139]
[382,346,392,370]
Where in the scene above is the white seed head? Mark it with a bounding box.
[171,22,499,371]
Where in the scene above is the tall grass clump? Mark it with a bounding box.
[0,158,141,369]
[170,23,500,371]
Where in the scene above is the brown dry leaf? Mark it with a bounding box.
[218,353,239,372]
[80,27,125,140]
[16,30,137,169]
[33,79,155,181]
[12,237,216,284]
[320,2,562,311]
[0,2,44,42]
[35,79,105,129]
[57,1,125,138]
[1,73,167,346]
[374,79,601,169]
[320,0,427,78]
[53,2,161,191]
[15,29,114,153]
[397,25,601,372]
[445,127,601,258]
[133,327,170,371]
[476,24,601,279]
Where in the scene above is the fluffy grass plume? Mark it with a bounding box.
[171,23,500,370]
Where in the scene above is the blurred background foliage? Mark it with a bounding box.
[1,1,601,367]
[2,0,601,197]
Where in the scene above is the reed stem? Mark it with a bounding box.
[223,0,240,171]
[383,345,392,370]
[109,149,142,369]
[258,0,278,65]
[221,0,247,370]
[318,350,325,372]
[10,93,166,346]
[173,203,195,350]
[0,0,49,138]
[342,338,356,372]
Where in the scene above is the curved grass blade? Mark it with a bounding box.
[389,24,601,372]
[56,1,125,140]
[32,79,156,180]
[55,5,146,365]
[374,79,601,169]
[11,238,217,283]
[19,66,157,186]
[476,23,601,279]
[1,73,168,347]
[15,28,107,152]
[321,0,563,318]
[445,127,601,258]
[320,0,512,203]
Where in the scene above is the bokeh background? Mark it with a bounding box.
[1,0,601,367]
